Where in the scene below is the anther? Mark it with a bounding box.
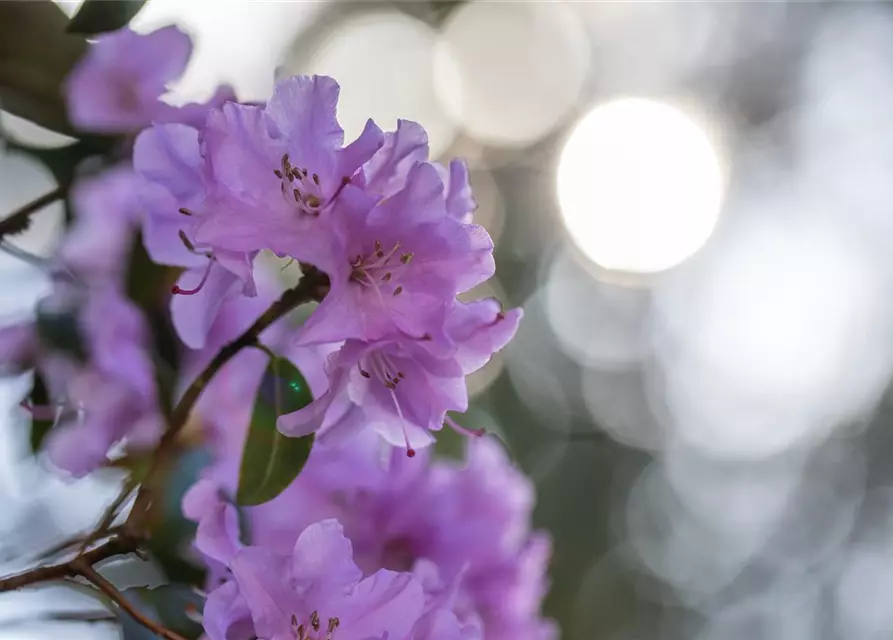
[294,188,301,203]
[496,311,506,321]
[401,253,413,265]
[178,230,196,252]
[310,611,320,632]
[359,367,371,379]
[312,173,320,185]
[274,169,283,179]
[381,272,392,282]
[178,207,194,216]
[305,195,321,208]
[393,286,403,296]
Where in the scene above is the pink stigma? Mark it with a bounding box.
[171,260,213,296]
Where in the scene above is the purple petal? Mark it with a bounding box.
[62,166,140,276]
[362,119,429,198]
[196,502,243,567]
[337,569,426,640]
[266,75,344,152]
[443,159,476,223]
[446,301,523,374]
[291,519,362,600]
[337,118,385,183]
[65,26,192,133]
[203,580,253,640]
[171,262,244,349]
[230,547,295,640]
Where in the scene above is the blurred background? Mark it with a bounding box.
[4,1,893,638]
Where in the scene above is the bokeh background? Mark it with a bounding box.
[4,1,893,638]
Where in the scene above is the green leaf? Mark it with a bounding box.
[35,301,87,361]
[28,373,54,453]
[67,0,147,36]
[236,356,315,506]
[0,2,87,135]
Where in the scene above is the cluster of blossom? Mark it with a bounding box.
[0,24,554,640]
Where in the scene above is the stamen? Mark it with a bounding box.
[310,611,320,632]
[171,260,214,296]
[312,173,320,185]
[445,415,486,437]
[294,188,302,203]
[359,365,371,379]
[178,230,196,253]
[393,286,403,296]
[274,169,283,179]
[178,207,194,216]
[401,253,413,265]
[381,272,392,282]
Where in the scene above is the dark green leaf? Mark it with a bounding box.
[35,302,87,361]
[67,0,147,36]
[237,356,315,506]
[0,3,87,134]
[28,373,53,453]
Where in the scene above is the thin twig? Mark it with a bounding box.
[77,479,138,555]
[73,561,188,640]
[125,267,328,535]
[0,187,65,241]
[0,268,328,611]
[0,536,138,592]
[35,526,123,562]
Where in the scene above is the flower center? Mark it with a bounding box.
[349,240,413,299]
[357,348,415,458]
[274,154,350,219]
[292,611,339,640]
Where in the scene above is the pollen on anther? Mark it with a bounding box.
[274,169,283,179]
[381,272,392,282]
[294,188,301,203]
[393,285,403,296]
[401,253,413,265]
[178,207,194,216]
[312,173,320,185]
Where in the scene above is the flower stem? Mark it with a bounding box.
[0,185,64,241]
[73,560,189,640]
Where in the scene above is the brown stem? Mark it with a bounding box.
[77,479,138,555]
[0,186,65,240]
[0,536,137,592]
[125,266,329,535]
[73,561,188,640]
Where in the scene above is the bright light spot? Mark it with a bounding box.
[543,250,651,368]
[294,11,455,157]
[132,0,320,103]
[652,209,893,460]
[434,2,589,148]
[557,98,723,274]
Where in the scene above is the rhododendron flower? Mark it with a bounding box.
[191,76,384,268]
[133,122,258,349]
[278,300,521,455]
[65,25,234,134]
[294,162,494,346]
[0,284,161,476]
[362,119,475,223]
[201,518,427,640]
[185,430,555,640]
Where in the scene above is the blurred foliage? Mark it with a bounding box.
[0,2,86,134]
[28,373,54,454]
[145,448,210,587]
[67,0,148,36]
